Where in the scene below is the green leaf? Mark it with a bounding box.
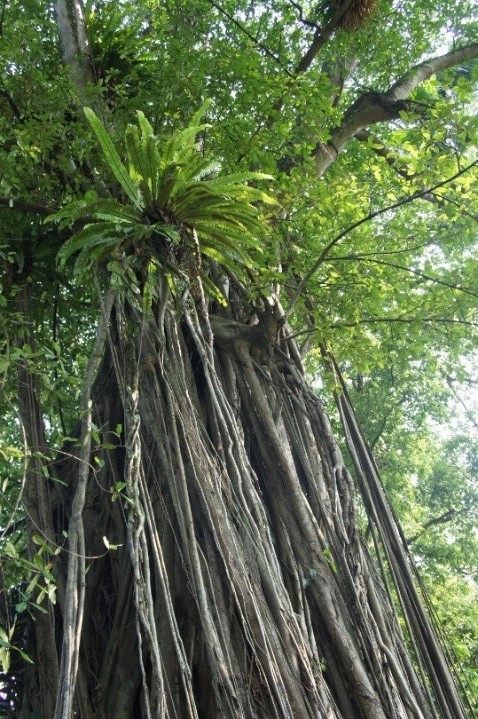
[84,199,141,223]
[0,645,10,673]
[84,107,141,207]
[125,123,154,207]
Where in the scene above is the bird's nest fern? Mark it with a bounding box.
[49,103,276,305]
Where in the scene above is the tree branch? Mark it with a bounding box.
[354,128,414,179]
[0,0,6,37]
[205,0,294,76]
[407,509,464,544]
[0,197,54,216]
[0,87,21,119]
[314,43,478,176]
[329,317,478,328]
[54,0,96,91]
[286,0,320,30]
[286,315,478,342]
[446,377,478,431]
[388,44,478,100]
[369,393,409,449]
[430,191,478,223]
[328,255,478,299]
[293,0,356,74]
[355,130,478,222]
[354,130,478,222]
[284,159,478,319]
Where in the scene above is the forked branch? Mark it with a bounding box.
[314,43,478,175]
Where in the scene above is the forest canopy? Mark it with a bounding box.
[0,1,477,718]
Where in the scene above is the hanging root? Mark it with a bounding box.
[47,283,456,719]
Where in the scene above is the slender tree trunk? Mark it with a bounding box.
[15,285,59,719]
[55,0,96,90]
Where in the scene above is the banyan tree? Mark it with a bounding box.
[1,1,477,718]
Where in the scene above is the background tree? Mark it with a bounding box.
[0,1,477,718]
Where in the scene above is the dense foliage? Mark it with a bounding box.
[0,1,477,717]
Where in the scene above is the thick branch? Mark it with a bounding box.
[354,129,414,178]
[314,43,478,176]
[388,44,478,99]
[293,0,355,74]
[0,87,21,118]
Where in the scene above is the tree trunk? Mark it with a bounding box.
[39,285,459,718]
[15,285,59,719]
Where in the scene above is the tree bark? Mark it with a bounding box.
[55,0,96,91]
[17,6,470,718]
[36,287,464,718]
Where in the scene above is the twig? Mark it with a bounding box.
[284,159,478,319]
[328,255,478,299]
[0,197,54,216]
[329,317,478,328]
[286,0,320,30]
[205,0,294,76]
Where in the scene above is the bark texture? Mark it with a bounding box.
[15,285,59,719]
[19,285,461,719]
[54,0,96,90]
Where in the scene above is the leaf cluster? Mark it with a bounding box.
[51,104,276,297]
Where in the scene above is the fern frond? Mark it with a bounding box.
[125,124,154,207]
[180,206,264,234]
[199,244,254,280]
[144,135,161,202]
[200,234,254,264]
[46,199,94,226]
[84,107,141,207]
[58,222,123,268]
[195,221,263,253]
[189,98,213,127]
[136,111,155,140]
[73,237,119,276]
[156,163,184,208]
[205,172,276,199]
[205,172,274,187]
[84,199,141,223]
[58,104,275,293]
[170,184,220,217]
[126,112,164,208]
[166,125,209,165]
[198,269,228,306]
[172,158,220,191]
